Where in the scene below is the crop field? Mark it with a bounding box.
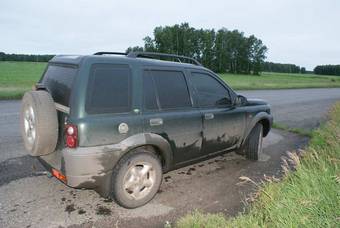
[0,61,47,99]
[1,61,340,99]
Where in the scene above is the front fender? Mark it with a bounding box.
[240,112,273,147]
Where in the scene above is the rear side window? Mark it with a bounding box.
[41,64,77,106]
[189,72,231,107]
[86,64,131,114]
[143,72,158,110]
[143,70,191,110]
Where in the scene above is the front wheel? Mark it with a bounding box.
[110,149,163,208]
[244,123,263,160]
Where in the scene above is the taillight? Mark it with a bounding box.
[65,124,78,148]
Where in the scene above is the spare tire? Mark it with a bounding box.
[20,90,59,156]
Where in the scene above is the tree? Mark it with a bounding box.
[198,29,216,71]
[126,46,144,53]
[0,52,5,61]
[314,65,340,76]
[0,52,54,62]
[214,28,230,73]
[249,37,267,75]
[143,36,156,52]
[262,62,304,74]
[137,23,268,74]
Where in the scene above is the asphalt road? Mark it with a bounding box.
[240,88,340,129]
[0,88,339,228]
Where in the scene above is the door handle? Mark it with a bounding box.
[204,113,214,120]
[150,118,163,126]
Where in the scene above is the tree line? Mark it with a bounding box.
[0,52,54,62]
[127,23,268,75]
[262,62,306,74]
[314,65,340,76]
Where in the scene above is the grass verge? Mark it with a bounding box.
[177,102,340,228]
[272,122,312,137]
[1,61,340,99]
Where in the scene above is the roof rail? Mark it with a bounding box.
[127,51,202,66]
[93,52,127,56]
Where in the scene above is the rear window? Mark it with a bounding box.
[85,64,131,114]
[41,64,77,106]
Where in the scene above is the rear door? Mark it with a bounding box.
[142,68,203,165]
[188,71,246,154]
[80,63,143,147]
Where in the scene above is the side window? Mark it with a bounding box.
[143,70,191,110]
[86,64,131,114]
[189,72,231,107]
[143,72,158,110]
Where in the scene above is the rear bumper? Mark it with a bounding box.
[63,146,122,196]
[39,144,124,197]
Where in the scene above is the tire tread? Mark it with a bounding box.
[244,123,263,160]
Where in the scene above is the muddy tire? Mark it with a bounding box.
[235,146,245,156]
[244,123,263,160]
[110,149,163,208]
[20,90,58,156]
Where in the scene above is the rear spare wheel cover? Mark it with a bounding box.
[20,91,59,156]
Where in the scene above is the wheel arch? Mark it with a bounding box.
[115,133,174,173]
[240,112,273,147]
[259,118,271,137]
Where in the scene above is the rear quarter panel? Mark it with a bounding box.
[68,57,144,147]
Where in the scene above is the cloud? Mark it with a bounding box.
[0,0,339,70]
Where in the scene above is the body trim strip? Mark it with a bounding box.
[55,103,70,114]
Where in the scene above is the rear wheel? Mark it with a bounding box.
[244,123,263,160]
[110,149,163,208]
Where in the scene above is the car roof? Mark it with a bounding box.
[49,54,207,70]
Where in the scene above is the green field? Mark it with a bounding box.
[221,72,340,90]
[1,61,340,99]
[0,61,47,99]
[177,102,340,227]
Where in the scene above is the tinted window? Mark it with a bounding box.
[41,64,77,106]
[143,70,191,110]
[143,72,158,110]
[86,64,131,114]
[189,72,231,107]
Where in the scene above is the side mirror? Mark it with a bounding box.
[234,95,247,106]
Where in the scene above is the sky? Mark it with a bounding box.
[0,0,339,70]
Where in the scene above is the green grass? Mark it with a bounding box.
[177,102,340,228]
[272,123,312,137]
[0,61,47,99]
[1,61,340,99]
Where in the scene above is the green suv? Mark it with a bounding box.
[20,52,273,208]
